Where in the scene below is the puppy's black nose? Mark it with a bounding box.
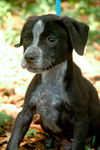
[24,53,34,63]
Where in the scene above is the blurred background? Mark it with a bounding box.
[0,0,100,149]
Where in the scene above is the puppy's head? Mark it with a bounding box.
[16,14,89,73]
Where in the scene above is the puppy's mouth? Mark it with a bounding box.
[21,58,54,73]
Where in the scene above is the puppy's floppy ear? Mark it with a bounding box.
[14,28,23,48]
[14,43,22,47]
[14,15,38,48]
[61,16,89,55]
[14,30,23,48]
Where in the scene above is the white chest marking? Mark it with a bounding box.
[42,61,68,83]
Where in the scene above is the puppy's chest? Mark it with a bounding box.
[33,81,66,114]
[31,61,68,114]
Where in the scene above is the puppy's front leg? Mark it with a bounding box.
[72,114,89,150]
[6,104,36,150]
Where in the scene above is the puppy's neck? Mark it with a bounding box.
[42,61,68,83]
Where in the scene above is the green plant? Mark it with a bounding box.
[0,1,20,45]
[85,145,91,150]
[26,129,37,137]
[0,1,11,25]
[25,0,55,14]
[0,112,13,126]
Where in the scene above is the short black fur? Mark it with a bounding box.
[6,14,100,150]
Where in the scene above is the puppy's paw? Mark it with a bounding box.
[63,143,72,150]
[62,139,72,150]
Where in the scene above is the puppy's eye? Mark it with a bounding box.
[47,36,56,43]
[23,36,30,41]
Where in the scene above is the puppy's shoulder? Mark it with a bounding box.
[73,62,83,78]
[24,74,41,104]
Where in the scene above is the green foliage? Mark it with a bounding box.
[89,30,100,44]
[75,1,100,20]
[0,112,13,127]
[26,0,55,14]
[26,129,37,137]
[85,145,91,150]
[63,0,100,21]
[0,1,11,25]
[92,136,96,147]
[0,1,20,45]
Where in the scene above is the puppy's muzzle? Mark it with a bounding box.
[24,52,35,64]
[22,52,40,70]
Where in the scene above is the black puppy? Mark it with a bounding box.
[6,14,100,150]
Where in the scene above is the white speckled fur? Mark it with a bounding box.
[42,61,68,83]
